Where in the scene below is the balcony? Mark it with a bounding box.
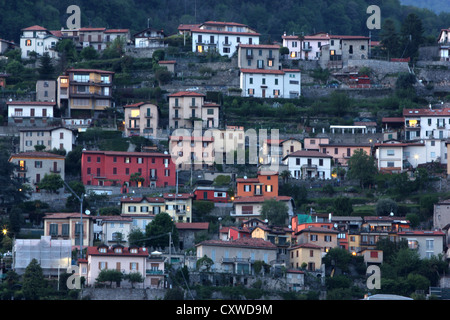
[50,168,61,173]
[222,41,232,46]
[303,46,312,51]
[145,113,153,118]
[150,175,158,181]
[146,269,163,275]
[189,104,198,108]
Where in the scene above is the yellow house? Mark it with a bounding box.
[251,225,293,247]
[295,226,339,253]
[288,243,322,271]
[348,233,361,255]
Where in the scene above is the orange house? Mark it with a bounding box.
[236,171,278,198]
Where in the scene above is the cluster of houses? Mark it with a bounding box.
[2,19,450,291]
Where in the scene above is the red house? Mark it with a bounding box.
[81,150,176,188]
[193,185,231,203]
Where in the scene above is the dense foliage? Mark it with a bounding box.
[0,0,449,44]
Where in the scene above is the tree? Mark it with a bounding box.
[329,91,351,117]
[333,196,353,216]
[145,212,179,249]
[375,198,398,216]
[125,272,144,288]
[65,181,86,211]
[0,150,31,210]
[128,228,146,246]
[196,255,214,271]
[380,18,400,58]
[80,46,99,60]
[96,269,124,287]
[399,13,424,59]
[22,259,46,300]
[37,173,64,193]
[129,172,145,187]
[260,198,289,226]
[102,37,125,59]
[37,52,55,80]
[280,170,292,184]
[347,149,377,188]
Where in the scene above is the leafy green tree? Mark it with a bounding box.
[0,150,31,210]
[347,149,377,188]
[102,37,125,59]
[196,255,214,271]
[145,212,179,249]
[333,196,352,216]
[329,91,351,117]
[37,173,64,193]
[128,228,146,246]
[96,269,124,287]
[380,18,400,58]
[260,198,289,226]
[80,46,99,60]
[125,272,144,288]
[375,198,398,216]
[323,247,353,273]
[399,13,424,59]
[22,259,46,300]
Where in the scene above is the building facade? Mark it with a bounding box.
[19,127,75,153]
[123,102,159,138]
[7,101,55,127]
[81,150,176,188]
[283,150,332,179]
[190,21,260,57]
[9,151,65,192]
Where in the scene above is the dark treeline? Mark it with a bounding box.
[0,0,449,44]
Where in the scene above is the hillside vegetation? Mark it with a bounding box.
[1,0,449,44]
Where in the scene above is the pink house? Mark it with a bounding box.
[79,244,165,288]
[319,143,372,166]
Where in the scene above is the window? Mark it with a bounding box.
[128,206,136,213]
[244,185,251,192]
[35,161,42,168]
[310,234,318,241]
[387,149,395,156]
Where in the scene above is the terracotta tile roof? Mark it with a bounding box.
[404,108,450,117]
[176,222,209,230]
[10,151,65,159]
[82,150,171,158]
[163,193,194,200]
[398,230,445,236]
[233,196,292,203]
[238,44,280,49]
[284,150,333,158]
[43,212,92,219]
[196,237,277,249]
[7,101,56,106]
[66,68,114,74]
[80,27,106,32]
[289,243,323,250]
[296,226,339,234]
[86,245,149,257]
[22,25,48,31]
[104,29,129,33]
[168,91,205,97]
[120,196,165,203]
[158,60,176,64]
[240,68,285,75]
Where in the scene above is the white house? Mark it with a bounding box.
[239,68,301,99]
[133,27,166,48]
[403,107,450,141]
[19,127,76,153]
[20,25,60,59]
[438,28,450,62]
[7,101,55,127]
[283,150,332,180]
[190,21,260,57]
[232,195,295,222]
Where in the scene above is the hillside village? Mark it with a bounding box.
[0,11,450,301]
